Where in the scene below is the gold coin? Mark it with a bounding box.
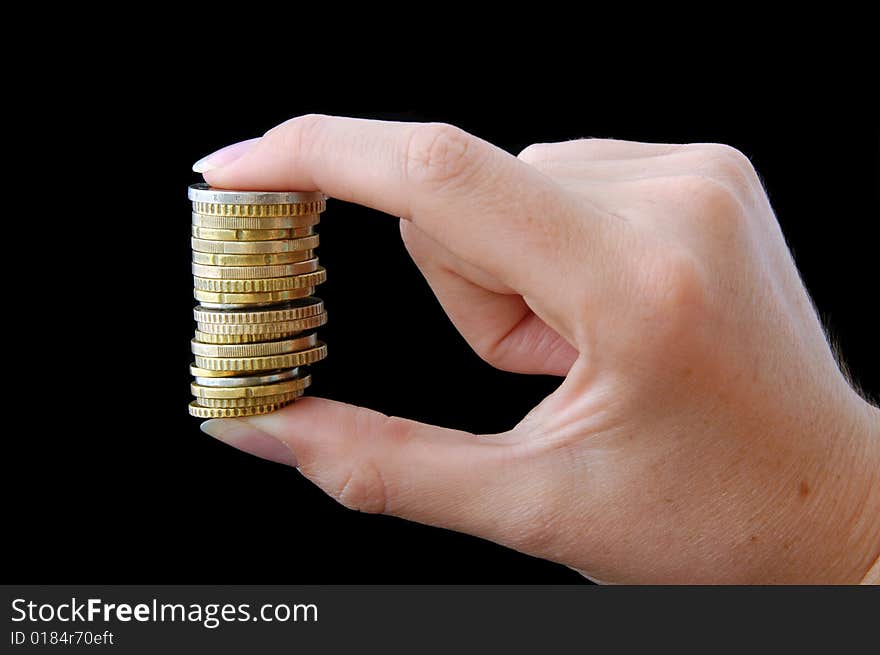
[191,235,315,254]
[192,199,325,217]
[194,298,324,324]
[192,225,292,241]
[191,374,311,399]
[195,314,326,337]
[194,343,327,372]
[192,243,318,266]
[189,366,241,378]
[191,332,318,358]
[195,390,304,408]
[191,259,319,279]
[191,225,321,243]
[193,287,315,305]
[192,212,320,230]
[193,268,326,293]
[188,401,295,418]
[194,328,307,345]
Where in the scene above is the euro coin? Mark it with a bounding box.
[191,374,311,399]
[191,200,324,217]
[191,259,319,279]
[194,343,327,372]
[188,401,295,418]
[195,390,304,408]
[191,332,318,358]
[191,225,320,242]
[191,236,315,254]
[192,212,320,230]
[193,287,316,305]
[194,329,299,344]
[188,184,325,213]
[192,269,326,293]
[189,366,240,378]
[194,311,326,336]
[193,299,324,324]
[192,245,318,266]
[193,369,300,387]
[188,183,328,417]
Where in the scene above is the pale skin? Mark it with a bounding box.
[194,115,880,584]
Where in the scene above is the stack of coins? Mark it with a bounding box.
[187,184,328,418]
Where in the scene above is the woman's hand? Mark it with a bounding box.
[195,115,880,583]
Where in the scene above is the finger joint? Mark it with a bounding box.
[335,460,389,515]
[403,123,477,191]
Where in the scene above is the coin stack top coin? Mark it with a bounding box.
[187,184,328,418]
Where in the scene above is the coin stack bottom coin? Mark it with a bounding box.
[187,184,329,418]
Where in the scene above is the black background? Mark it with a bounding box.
[5,55,877,584]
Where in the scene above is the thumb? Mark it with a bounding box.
[199,397,535,542]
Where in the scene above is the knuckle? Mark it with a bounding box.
[377,413,419,448]
[610,244,725,383]
[630,246,710,336]
[403,123,476,189]
[334,460,388,515]
[691,143,761,198]
[703,143,755,174]
[669,174,749,237]
[694,174,740,210]
[610,249,715,378]
[326,407,415,515]
[648,248,709,314]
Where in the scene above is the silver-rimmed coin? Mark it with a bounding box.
[194,368,300,388]
[188,183,325,205]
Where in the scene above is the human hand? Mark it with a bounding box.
[195,116,880,583]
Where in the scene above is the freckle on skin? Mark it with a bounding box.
[799,480,810,498]
[783,542,791,551]
[749,535,758,543]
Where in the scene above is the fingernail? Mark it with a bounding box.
[192,137,261,173]
[200,418,297,467]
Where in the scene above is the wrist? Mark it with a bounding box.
[798,395,880,583]
[854,401,880,583]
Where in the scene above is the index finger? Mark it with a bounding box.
[202,115,609,301]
